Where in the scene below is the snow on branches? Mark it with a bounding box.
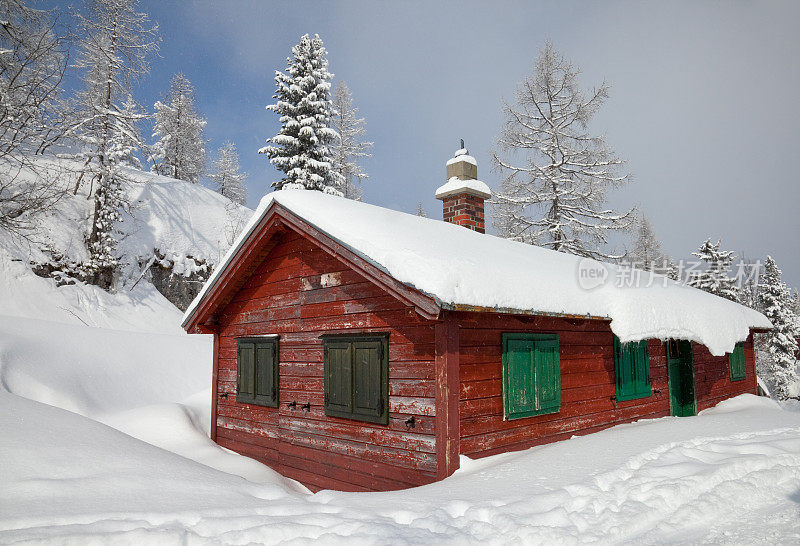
[259,34,342,194]
[492,40,633,260]
[150,73,206,183]
[0,0,69,232]
[69,0,159,288]
[688,238,738,301]
[757,256,800,400]
[210,141,247,206]
[624,213,677,277]
[331,81,372,200]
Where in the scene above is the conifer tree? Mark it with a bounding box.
[210,141,247,206]
[259,34,342,193]
[331,81,371,200]
[688,238,738,301]
[416,202,428,218]
[150,72,206,183]
[757,256,799,399]
[70,0,158,288]
[492,40,633,260]
[627,213,674,274]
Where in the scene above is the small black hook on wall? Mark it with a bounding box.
[287,401,297,409]
[405,415,416,429]
[301,402,311,412]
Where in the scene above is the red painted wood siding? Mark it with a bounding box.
[455,311,757,458]
[694,334,757,412]
[216,231,437,492]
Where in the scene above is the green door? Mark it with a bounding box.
[666,340,696,417]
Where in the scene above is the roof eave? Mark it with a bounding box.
[182,200,442,333]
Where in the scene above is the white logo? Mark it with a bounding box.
[577,258,609,290]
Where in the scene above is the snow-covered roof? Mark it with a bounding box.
[183,189,771,355]
[435,177,492,200]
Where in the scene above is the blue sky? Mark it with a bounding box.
[43,0,800,287]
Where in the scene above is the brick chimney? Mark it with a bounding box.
[435,142,492,233]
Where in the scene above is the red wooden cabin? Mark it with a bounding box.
[183,149,771,492]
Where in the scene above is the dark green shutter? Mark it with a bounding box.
[322,335,389,425]
[729,342,746,381]
[325,341,353,416]
[503,333,560,420]
[237,341,255,401]
[353,340,386,421]
[614,336,651,401]
[237,338,278,407]
[254,343,277,406]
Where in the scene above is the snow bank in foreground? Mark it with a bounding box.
[0,315,284,485]
[186,190,770,355]
[1,389,798,544]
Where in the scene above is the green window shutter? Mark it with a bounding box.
[353,340,387,422]
[535,338,561,413]
[324,342,353,416]
[237,341,255,402]
[504,338,537,418]
[254,342,278,407]
[503,333,560,420]
[322,335,389,425]
[237,338,279,407]
[614,336,652,401]
[729,342,746,382]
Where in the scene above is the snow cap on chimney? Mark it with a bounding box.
[436,141,491,233]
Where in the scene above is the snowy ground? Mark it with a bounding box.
[2,312,799,544]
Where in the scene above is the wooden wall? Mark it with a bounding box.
[210,225,759,490]
[215,230,438,492]
[694,334,757,411]
[455,311,758,459]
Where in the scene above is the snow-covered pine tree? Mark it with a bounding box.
[0,0,69,232]
[416,202,428,218]
[492,40,633,260]
[259,34,342,194]
[70,0,158,288]
[331,81,372,200]
[757,256,799,399]
[210,141,247,206]
[688,238,738,301]
[150,72,206,183]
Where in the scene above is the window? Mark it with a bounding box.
[729,342,746,382]
[502,333,560,420]
[322,334,388,425]
[613,336,651,401]
[237,337,278,407]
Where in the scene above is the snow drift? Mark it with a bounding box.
[185,189,771,355]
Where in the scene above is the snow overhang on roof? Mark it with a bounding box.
[183,189,772,356]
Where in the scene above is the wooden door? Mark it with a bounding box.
[666,339,696,417]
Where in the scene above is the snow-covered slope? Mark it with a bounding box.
[186,189,770,355]
[0,156,252,331]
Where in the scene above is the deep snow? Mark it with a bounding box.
[1,163,797,544]
[0,309,798,543]
[184,189,770,356]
